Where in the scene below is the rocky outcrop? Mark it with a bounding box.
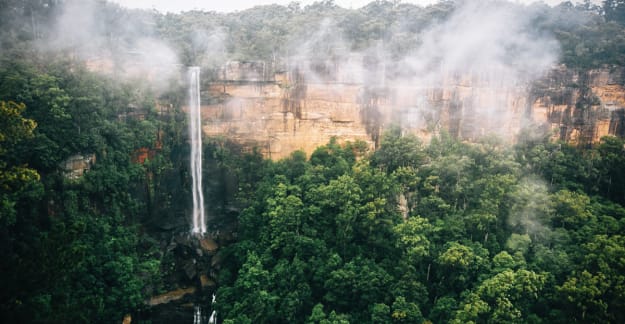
[202,67,373,159]
[59,153,96,179]
[199,237,219,255]
[147,287,197,306]
[138,231,232,323]
[198,61,625,159]
[199,274,216,290]
[531,66,625,145]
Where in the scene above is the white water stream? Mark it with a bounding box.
[208,294,217,324]
[189,66,206,234]
[193,305,203,324]
[189,67,216,324]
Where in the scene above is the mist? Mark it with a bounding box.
[392,0,560,139]
[107,0,597,13]
[399,0,559,84]
[37,0,181,92]
[508,176,554,241]
[281,0,561,140]
[2,0,624,322]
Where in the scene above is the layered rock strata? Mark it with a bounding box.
[199,62,625,159]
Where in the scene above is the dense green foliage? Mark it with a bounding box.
[3,0,625,68]
[2,0,625,323]
[155,0,625,68]
[0,54,191,322]
[214,131,625,323]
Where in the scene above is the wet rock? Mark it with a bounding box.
[211,252,223,269]
[183,259,197,280]
[199,237,219,255]
[147,287,197,306]
[200,274,216,289]
[174,234,191,246]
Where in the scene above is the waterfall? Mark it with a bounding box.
[208,293,217,324]
[191,295,216,324]
[193,305,203,324]
[189,66,206,234]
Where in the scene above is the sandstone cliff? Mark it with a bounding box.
[531,66,625,145]
[199,61,625,159]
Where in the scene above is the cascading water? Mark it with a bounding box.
[193,306,203,324]
[191,294,216,324]
[208,294,217,324]
[189,67,213,324]
[189,66,206,234]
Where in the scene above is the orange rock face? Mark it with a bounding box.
[202,75,373,160]
[147,287,197,306]
[196,62,625,159]
[531,66,625,145]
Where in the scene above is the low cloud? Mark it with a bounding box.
[38,0,182,92]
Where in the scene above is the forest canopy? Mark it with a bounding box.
[0,0,625,323]
[213,130,625,323]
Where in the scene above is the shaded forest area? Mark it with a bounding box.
[1,0,625,323]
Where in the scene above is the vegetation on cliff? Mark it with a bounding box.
[1,0,625,323]
[0,55,192,322]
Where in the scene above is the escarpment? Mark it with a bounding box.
[531,66,625,145]
[197,61,625,159]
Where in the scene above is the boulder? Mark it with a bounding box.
[147,287,197,306]
[182,259,197,280]
[199,237,219,254]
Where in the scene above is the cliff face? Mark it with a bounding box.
[531,67,625,145]
[202,62,373,159]
[200,62,625,159]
